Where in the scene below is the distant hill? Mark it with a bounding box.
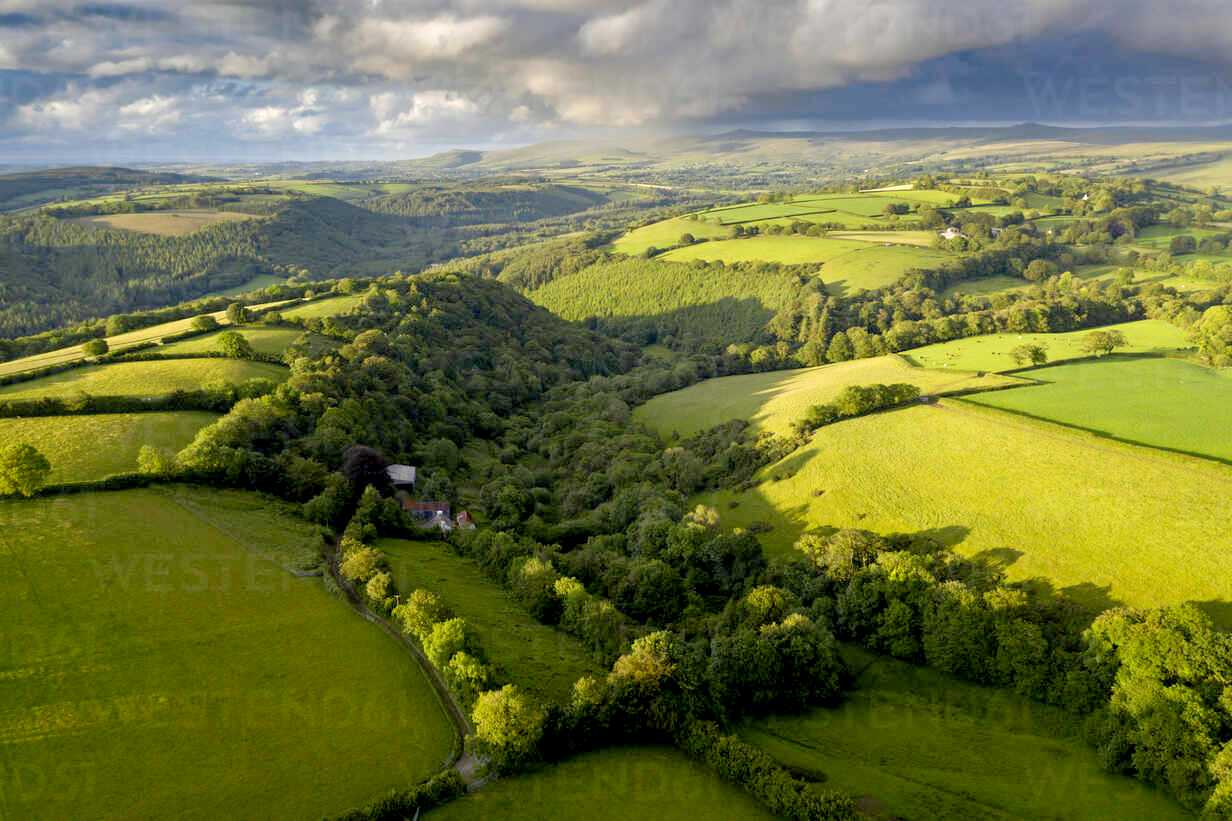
[0,166,212,211]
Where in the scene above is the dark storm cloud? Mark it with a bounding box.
[2,0,1231,159]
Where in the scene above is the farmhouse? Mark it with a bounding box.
[404,499,452,531]
[939,227,963,240]
[385,464,417,488]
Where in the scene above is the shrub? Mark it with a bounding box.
[471,685,546,774]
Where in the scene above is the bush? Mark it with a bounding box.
[329,769,465,821]
[471,685,546,774]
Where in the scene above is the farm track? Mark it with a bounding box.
[323,543,485,787]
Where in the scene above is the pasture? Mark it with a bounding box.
[0,359,287,400]
[966,356,1232,462]
[69,209,256,236]
[381,539,601,703]
[660,236,868,266]
[280,294,367,320]
[821,245,950,294]
[634,355,1020,439]
[0,488,455,820]
[703,402,1232,620]
[742,646,1186,820]
[827,230,938,247]
[428,746,773,820]
[0,412,216,483]
[611,216,730,256]
[157,327,309,357]
[902,320,1190,372]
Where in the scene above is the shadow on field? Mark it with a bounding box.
[1192,600,1232,629]
[586,297,778,345]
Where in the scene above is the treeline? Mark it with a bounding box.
[359,184,609,225]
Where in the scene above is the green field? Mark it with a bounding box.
[429,746,773,820]
[820,245,950,294]
[157,327,309,357]
[0,359,287,400]
[742,646,1186,820]
[703,402,1232,619]
[280,294,366,319]
[661,236,870,266]
[0,488,455,820]
[0,412,216,483]
[827,230,938,247]
[966,356,1232,462]
[634,355,1021,439]
[0,299,294,378]
[612,216,732,255]
[70,209,256,237]
[381,539,600,703]
[902,320,1191,372]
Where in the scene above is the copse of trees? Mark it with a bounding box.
[792,383,921,438]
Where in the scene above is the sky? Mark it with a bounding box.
[2,0,1232,162]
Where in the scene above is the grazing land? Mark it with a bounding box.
[0,412,216,482]
[69,209,257,236]
[157,327,311,357]
[826,230,938,247]
[611,216,732,256]
[381,539,601,703]
[0,488,455,820]
[703,402,1232,620]
[634,355,1020,439]
[428,746,773,820]
[0,359,286,400]
[902,319,1191,372]
[660,236,869,266]
[742,646,1187,820]
[819,245,950,293]
[280,294,367,319]
[966,356,1232,462]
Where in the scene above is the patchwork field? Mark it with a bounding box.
[280,294,367,319]
[0,359,287,400]
[634,355,1021,439]
[827,230,938,247]
[0,412,217,482]
[611,216,733,255]
[742,646,1186,820]
[902,320,1191,372]
[428,746,773,820]
[703,402,1232,620]
[157,327,309,357]
[0,299,294,378]
[381,539,601,703]
[70,209,256,236]
[660,236,869,266]
[966,356,1232,462]
[0,488,455,820]
[821,245,950,294]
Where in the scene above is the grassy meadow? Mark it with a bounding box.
[611,216,731,255]
[0,412,216,482]
[820,245,950,294]
[0,359,287,400]
[280,293,366,319]
[742,646,1187,820]
[702,402,1232,620]
[827,230,938,247]
[70,210,256,236]
[381,539,601,703]
[429,746,773,820]
[0,488,455,820]
[660,236,869,266]
[634,355,1021,439]
[966,356,1232,462]
[157,327,310,357]
[902,319,1191,372]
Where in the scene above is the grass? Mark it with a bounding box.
[0,412,216,483]
[701,401,1232,620]
[157,327,315,357]
[207,275,286,298]
[380,539,601,704]
[827,230,938,247]
[0,359,287,400]
[611,216,731,256]
[741,646,1186,820]
[280,294,367,319]
[633,355,1021,439]
[661,236,870,266]
[1143,154,1232,188]
[0,488,455,820]
[901,320,1191,372]
[69,210,256,236]
[0,299,294,378]
[428,746,774,820]
[966,356,1232,462]
[820,245,950,294]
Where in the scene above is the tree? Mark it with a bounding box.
[0,443,51,497]
[339,545,382,583]
[423,617,480,669]
[215,330,254,359]
[679,233,696,245]
[394,589,452,642]
[82,338,109,357]
[1010,344,1048,367]
[191,315,219,332]
[1082,330,1128,357]
[1170,235,1198,255]
[106,314,138,335]
[1193,306,1232,366]
[826,331,853,363]
[471,685,546,773]
[137,445,176,476]
[1023,259,1059,282]
[225,303,249,325]
[341,444,390,493]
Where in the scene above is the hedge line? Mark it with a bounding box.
[326,769,467,821]
[0,387,260,418]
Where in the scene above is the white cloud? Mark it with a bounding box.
[371,90,481,134]
[118,95,182,133]
[88,58,153,78]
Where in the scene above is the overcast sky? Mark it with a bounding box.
[3,0,1232,162]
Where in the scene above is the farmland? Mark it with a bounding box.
[634,355,1020,439]
[157,327,312,357]
[0,412,216,482]
[611,216,732,256]
[660,236,868,265]
[381,539,601,703]
[70,209,257,236]
[902,319,1191,372]
[280,294,367,319]
[742,646,1187,820]
[0,359,286,400]
[429,746,773,820]
[702,402,1232,619]
[820,245,949,293]
[966,356,1232,462]
[0,488,455,820]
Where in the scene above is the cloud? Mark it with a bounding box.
[371,89,481,134]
